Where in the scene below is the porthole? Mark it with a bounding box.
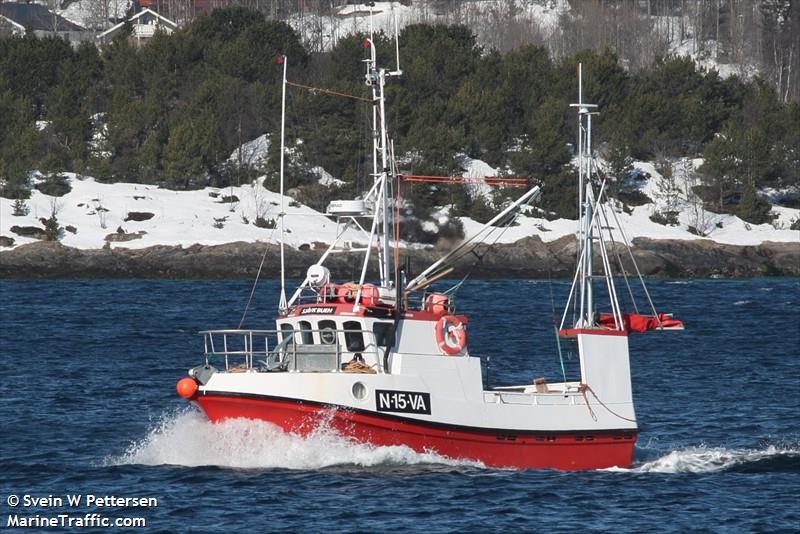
[352,381,367,400]
[319,320,336,345]
[320,328,336,345]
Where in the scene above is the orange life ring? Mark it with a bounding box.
[435,315,467,355]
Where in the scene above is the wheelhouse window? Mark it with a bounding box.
[279,323,295,347]
[299,320,314,345]
[318,320,337,345]
[343,320,365,352]
[373,322,395,348]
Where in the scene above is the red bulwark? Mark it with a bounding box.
[195,393,636,470]
[558,328,628,338]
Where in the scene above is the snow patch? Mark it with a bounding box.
[312,166,345,187]
[226,134,270,170]
[59,0,132,30]
[1,151,796,251]
[0,173,363,250]
[289,0,568,52]
[458,154,497,201]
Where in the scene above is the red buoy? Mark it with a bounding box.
[176,377,198,399]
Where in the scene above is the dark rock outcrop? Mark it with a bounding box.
[0,238,797,279]
[105,230,146,243]
[124,212,155,222]
[9,225,46,240]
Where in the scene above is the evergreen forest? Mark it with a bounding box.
[1,7,798,230]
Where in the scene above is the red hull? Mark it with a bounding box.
[195,394,636,470]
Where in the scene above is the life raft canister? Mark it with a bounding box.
[336,282,379,306]
[435,315,467,355]
[360,283,380,307]
[337,282,359,303]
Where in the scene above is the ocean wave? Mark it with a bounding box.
[733,300,752,305]
[107,408,481,470]
[610,444,800,474]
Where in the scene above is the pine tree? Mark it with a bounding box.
[0,90,37,199]
[469,195,495,224]
[12,198,29,216]
[163,120,207,189]
[604,134,634,188]
[700,122,740,211]
[44,213,60,241]
[737,179,773,225]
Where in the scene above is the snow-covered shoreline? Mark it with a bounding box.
[2,166,797,253]
[1,166,798,279]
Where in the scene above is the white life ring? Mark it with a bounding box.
[435,316,467,355]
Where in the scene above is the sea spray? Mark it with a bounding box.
[108,408,482,470]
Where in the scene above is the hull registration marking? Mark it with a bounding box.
[375,389,431,415]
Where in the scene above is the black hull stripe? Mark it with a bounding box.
[199,390,639,436]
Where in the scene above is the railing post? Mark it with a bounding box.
[247,331,252,369]
[223,334,229,370]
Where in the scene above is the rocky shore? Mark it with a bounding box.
[1,237,798,279]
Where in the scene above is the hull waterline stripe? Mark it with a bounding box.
[197,390,638,436]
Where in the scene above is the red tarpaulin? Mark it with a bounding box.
[597,313,684,333]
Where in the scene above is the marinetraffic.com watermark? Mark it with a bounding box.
[5,494,156,529]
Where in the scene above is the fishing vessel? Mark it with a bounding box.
[175,35,683,470]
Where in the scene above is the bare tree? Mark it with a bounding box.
[680,160,711,236]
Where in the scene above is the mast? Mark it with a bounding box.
[570,63,598,328]
[278,54,288,312]
[363,16,402,289]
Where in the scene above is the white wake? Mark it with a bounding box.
[109,409,797,474]
[109,408,480,470]
[614,444,800,474]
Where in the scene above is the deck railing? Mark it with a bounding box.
[200,328,385,373]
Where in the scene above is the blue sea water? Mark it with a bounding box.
[1,278,798,533]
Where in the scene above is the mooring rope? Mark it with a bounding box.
[581,384,638,423]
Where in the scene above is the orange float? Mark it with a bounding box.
[425,293,449,315]
[176,377,198,399]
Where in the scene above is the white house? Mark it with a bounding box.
[96,8,178,47]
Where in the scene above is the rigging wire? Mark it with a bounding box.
[286,80,372,103]
[594,176,639,314]
[439,196,528,297]
[606,192,662,324]
[238,223,278,328]
[548,267,569,385]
